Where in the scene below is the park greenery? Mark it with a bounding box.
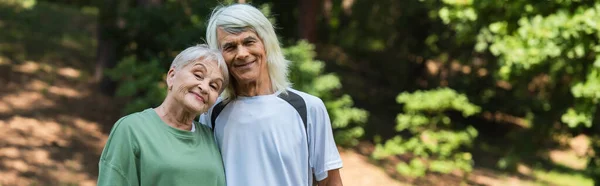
[2,0,600,185]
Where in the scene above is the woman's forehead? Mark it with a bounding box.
[190,59,223,76]
[188,58,218,68]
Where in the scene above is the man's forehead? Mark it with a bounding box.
[217,28,259,42]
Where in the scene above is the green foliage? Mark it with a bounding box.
[563,68,600,127]
[106,56,167,114]
[285,40,369,147]
[105,0,219,115]
[1,0,36,9]
[373,88,480,177]
[431,1,600,181]
[437,1,600,128]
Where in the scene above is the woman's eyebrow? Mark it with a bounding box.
[214,78,224,85]
[193,63,207,71]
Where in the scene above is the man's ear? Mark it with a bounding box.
[166,67,176,90]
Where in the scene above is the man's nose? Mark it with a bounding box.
[236,46,250,60]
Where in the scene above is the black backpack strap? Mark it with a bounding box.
[211,100,229,131]
[277,91,308,131]
[276,90,314,185]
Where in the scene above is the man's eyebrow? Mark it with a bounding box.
[243,36,257,42]
[221,42,234,49]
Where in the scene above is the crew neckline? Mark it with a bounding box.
[237,89,284,99]
[147,108,197,138]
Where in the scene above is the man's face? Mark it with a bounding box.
[216,28,268,84]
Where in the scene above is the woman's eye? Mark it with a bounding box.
[194,74,203,79]
[210,84,217,90]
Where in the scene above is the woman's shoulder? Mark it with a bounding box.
[112,109,156,130]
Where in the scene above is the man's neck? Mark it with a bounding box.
[236,77,274,97]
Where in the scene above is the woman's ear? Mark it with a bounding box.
[166,67,176,90]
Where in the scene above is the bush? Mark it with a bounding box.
[372,88,480,177]
[285,40,369,147]
[105,56,166,114]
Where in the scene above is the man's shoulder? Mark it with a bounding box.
[285,88,325,107]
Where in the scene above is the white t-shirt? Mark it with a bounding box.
[200,88,343,186]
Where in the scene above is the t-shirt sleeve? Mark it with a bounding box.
[308,99,343,181]
[198,112,211,128]
[97,117,140,186]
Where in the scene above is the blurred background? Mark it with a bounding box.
[1,0,599,185]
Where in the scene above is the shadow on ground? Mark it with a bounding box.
[0,1,121,185]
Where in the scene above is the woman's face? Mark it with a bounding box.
[167,58,224,114]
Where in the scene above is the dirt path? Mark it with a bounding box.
[0,60,117,186]
[339,149,410,186]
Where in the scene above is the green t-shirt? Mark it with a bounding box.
[97,108,226,186]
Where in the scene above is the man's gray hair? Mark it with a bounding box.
[206,3,291,100]
[170,44,229,93]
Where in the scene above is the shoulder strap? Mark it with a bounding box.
[277,91,308,131]
[276,90,315,186]
[211,100,229,131]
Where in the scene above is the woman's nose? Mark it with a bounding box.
[198,82,209,95]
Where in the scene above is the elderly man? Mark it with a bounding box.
[201,3,343,186]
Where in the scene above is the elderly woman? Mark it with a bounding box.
[97,44,228,186]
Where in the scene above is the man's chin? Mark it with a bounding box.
[233,75,259,84]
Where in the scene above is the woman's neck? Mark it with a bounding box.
[155,98,195,131]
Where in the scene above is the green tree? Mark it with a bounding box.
[436,0,600,183]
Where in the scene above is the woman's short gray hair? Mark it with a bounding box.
[170,44,229,93]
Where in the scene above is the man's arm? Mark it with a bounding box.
[308,98,344,185]
[317,169,343,186]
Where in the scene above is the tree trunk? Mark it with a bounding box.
[298,0,320,43]
[96,0,163,96]
[95,0,118,95]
